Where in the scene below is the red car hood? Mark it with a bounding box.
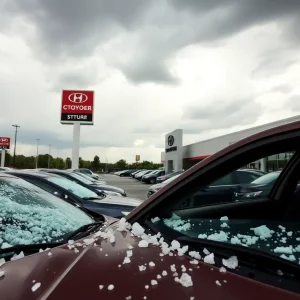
[0,225,299,300]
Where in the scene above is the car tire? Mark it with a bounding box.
[150,178,156,184]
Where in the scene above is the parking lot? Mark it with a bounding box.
[102,174,149,200]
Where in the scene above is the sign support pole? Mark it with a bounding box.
[1,149,5,167]
[71,122,80,169]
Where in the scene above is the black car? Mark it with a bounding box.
[135,170,152,180]
[119,170,137,177]
[141,170,165,184]
[7,171,142,218]
[189,169,264,206]
[233,171,281,201]
[42,170,127,197]
[130,170,144,178]
[156,170,183,183]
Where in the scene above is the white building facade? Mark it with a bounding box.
[161,115,300,174]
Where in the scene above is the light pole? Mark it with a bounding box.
[12,124,20,168]
[48,144,51,169]
[36,139,40,169]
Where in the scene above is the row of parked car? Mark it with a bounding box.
[0,168,143,219]
[1,121,300,299]
[115,168,183,184]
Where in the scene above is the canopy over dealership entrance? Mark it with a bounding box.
[161,115,300,174]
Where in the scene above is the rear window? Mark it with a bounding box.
[251,172,280,185]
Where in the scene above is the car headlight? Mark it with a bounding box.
[235,191,263,198]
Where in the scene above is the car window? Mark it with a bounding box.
[150,151,298,266]
[67,172,93,184]
[46,177,98,199]
[0,177,93,248]
[211,173,232,186]
[251,172,280,185]
[25,178,60,195]
[235,171,261,184]
[180,152,293,208]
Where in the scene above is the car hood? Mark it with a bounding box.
[92,195,143,207]
[94,185,124,193]
[149,182,165,190]
[0,225,296,300]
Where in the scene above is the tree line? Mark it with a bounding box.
[0,152,163,173]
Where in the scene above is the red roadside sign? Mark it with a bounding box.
[0,137,10,150]
[61,90,94,125]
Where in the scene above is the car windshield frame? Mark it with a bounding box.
[46,176,99,198]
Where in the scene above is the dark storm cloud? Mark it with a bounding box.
[3,0,300,84]
[133,98,262,135]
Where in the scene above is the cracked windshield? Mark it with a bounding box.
[1,0,300,299]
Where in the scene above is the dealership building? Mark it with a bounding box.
[161,115,300,174]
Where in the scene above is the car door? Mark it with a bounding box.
[191,173,236,206]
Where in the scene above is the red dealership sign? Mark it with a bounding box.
[61,90,94,125]
[0,137,10,150]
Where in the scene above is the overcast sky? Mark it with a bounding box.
[1,0,300,163]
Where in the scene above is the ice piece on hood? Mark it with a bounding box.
[117,218,131,232]
[138,240,149,248]
[251,225,273,239]
[221,223,229,228]
[149,262,155,267]
[31,282,41,292]
[108,284,114,290]
[222,256,238,269]
[131,222,145,237]
[11,251,24,261]
[139,265,146,271]
[170,264,176,272]
[220,216,229,221]
[83,238,95,245]
[161,243,170,255]
[278,225,286,232]
[127,250,133,257]
[175,273,193,287]
[177,245,189,256]
[203,248,210,255]
[99,285,104,290]
[162,270,168,276]
[216,280,222,286]
[204,253,215,265]
[151,280,158,286]
[171,240,181,250]
[189,251,201,260]
[123,257,131,264]
[220,267,226,273]
[190,260,199,265]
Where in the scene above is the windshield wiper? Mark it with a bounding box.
[176,236,300,277]
[62,221,104,242]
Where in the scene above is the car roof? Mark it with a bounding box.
[0,172,17,178]
[7,170,62,178]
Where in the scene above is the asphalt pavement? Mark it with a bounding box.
[102,174,149,200]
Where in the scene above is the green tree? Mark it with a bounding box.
[115,159,127,170]
[92,155,101,172]
[66,157,72,169]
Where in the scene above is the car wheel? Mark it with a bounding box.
[150,178,156,184]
